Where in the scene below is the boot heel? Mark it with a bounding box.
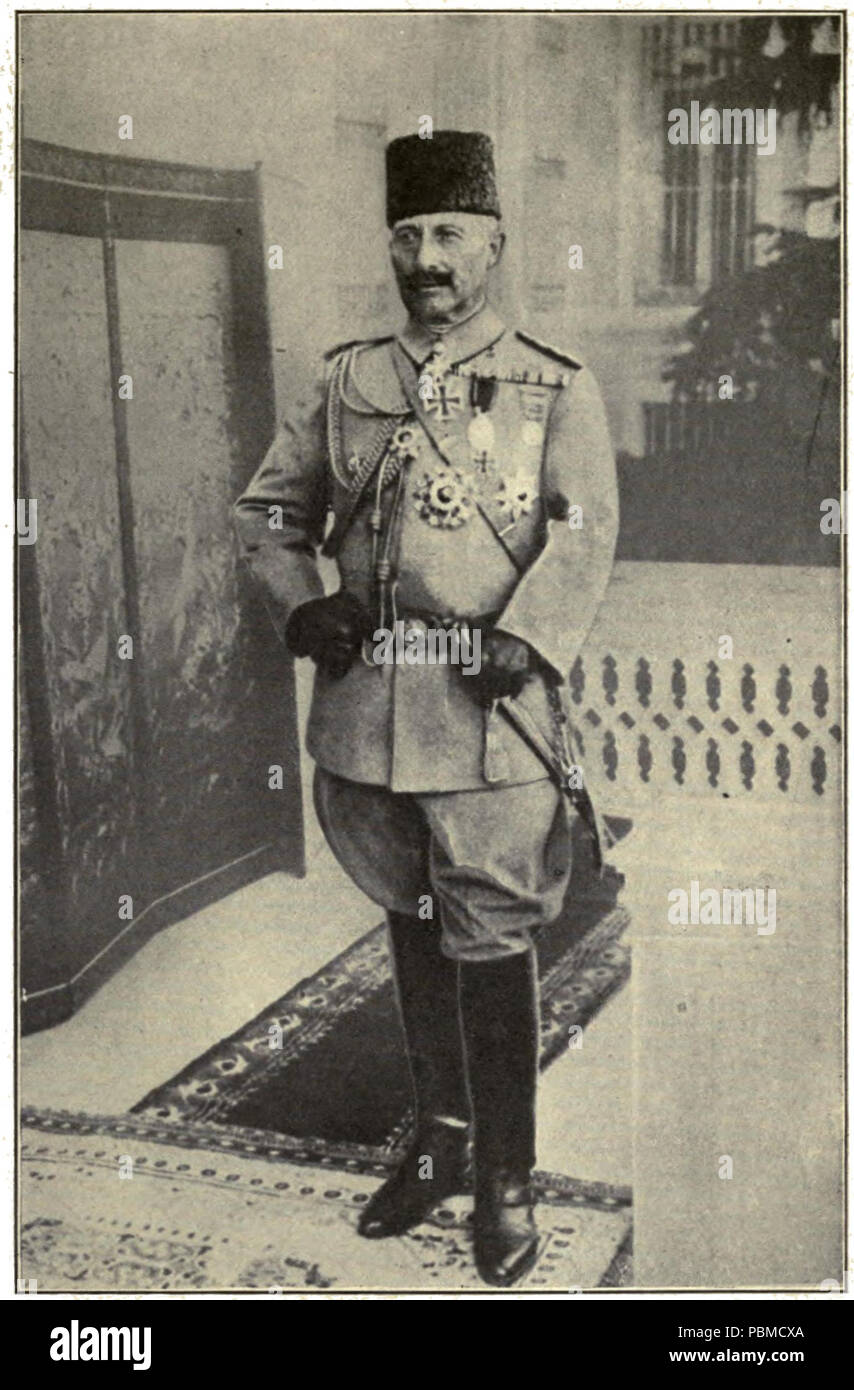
[474,1179,539,1286]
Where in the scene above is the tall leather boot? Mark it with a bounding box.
[358,912,470,1238]
[459,950,540,1286]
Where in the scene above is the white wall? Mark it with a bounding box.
[21,11,665,451]
[22,12,840,457]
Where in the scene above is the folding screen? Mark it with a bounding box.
[19,140,303,1032]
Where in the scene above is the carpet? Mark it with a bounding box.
[133,852,631,1154]
[23,823,633,1292]
[21,1107,631,1293]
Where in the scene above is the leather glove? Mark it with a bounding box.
[285,592,373,679]
[469,629,533,706]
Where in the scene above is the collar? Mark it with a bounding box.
[397,303,505,369]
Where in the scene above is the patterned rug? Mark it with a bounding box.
[21,1107,631,1293]
[133,856,631,1154]
[22,823,633,1292]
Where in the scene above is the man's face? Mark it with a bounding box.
[389,212,504,327]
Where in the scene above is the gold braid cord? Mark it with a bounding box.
[326,349,410,493]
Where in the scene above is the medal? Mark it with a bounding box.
[495,474,538,532]
[413,468,472,528]
[387,423,421,469]
[422,378,465,421]
[418,340,449,404]
[467,375,498,473]
[521,419,544,448]
[467,409,495,473]
[425,339,449,376]
[518,384,550,454]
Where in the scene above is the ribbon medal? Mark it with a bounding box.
[467,408,496,475]
[518,383,550,452]
[467,375,498,475]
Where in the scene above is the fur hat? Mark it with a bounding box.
[385,130,501,227]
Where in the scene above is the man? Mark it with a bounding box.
[234,130,618,1287]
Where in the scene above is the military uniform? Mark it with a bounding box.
[234,307,617,954]
[234,129,618,1286]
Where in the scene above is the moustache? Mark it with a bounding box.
[406,275,453,290]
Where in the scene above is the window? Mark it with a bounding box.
[643,18,755,289]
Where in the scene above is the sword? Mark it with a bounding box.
[492,691,605,875]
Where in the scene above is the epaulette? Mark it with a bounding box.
[323,335,394,363]
[514,331,583,372]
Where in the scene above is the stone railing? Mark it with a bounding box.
[574,563,842,805]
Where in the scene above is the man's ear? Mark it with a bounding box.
[488,225,506,269]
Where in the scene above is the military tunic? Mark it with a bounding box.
[234,304,619,958]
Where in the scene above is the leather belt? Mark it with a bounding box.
[393,606,501,633]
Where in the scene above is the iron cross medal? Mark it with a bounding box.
[422,377,465,422]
